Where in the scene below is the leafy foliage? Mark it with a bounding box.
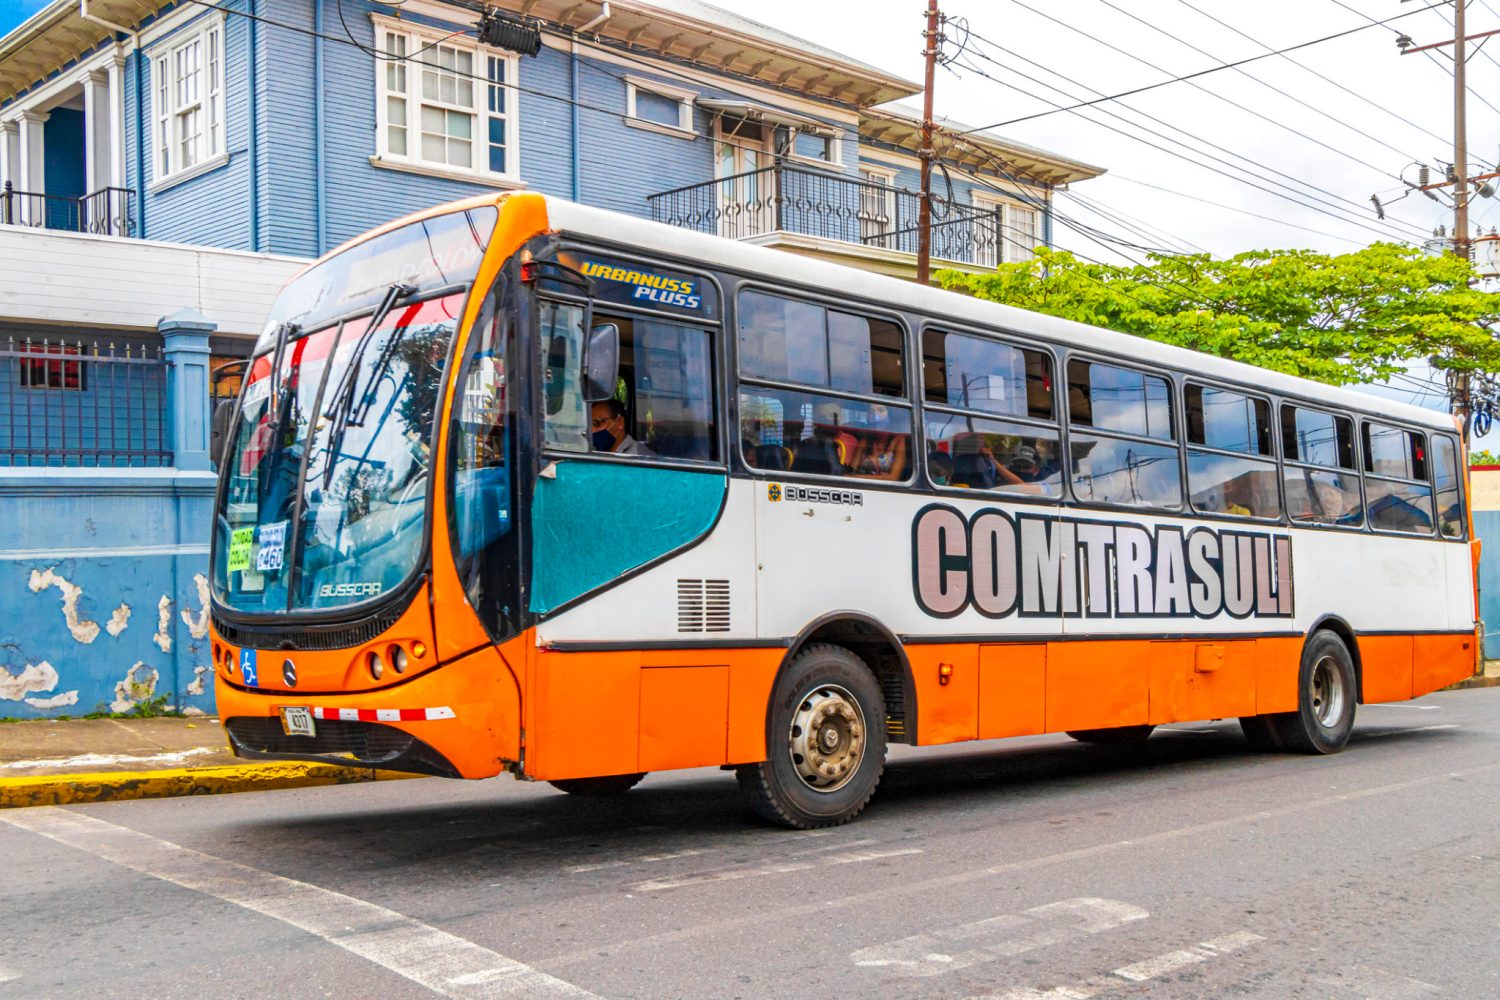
[1472,449,1500,466]
[937,244,1500,387]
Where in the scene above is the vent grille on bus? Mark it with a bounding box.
[677,579,731,633]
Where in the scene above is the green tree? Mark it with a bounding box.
[937,243,1500,387]
[1472,449,1500,466]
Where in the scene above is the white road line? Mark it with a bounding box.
[631,847,922,892]
[568,849,708,874]
[1363,703,1441,711]
[0,809,596,999]
[979,930,1263,999]
[1316,964,1442,998]
[1352,724,1460,740]
[851,898,1148,977]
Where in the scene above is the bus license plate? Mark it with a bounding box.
[280,706,316,738]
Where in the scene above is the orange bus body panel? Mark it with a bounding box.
[1360,635,1415,703]
[1045,641,1150,733]
[978,643,1047,739]
[1146,640,1257,726]
[214,640,521,779]
[1414,633,1474,696]
[1254,636,1302,713]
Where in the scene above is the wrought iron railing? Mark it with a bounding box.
[0,338,171,467]
[0,182,136,238]
[647,164,1008,267]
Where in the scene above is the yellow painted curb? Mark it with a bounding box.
[0,761,424,809]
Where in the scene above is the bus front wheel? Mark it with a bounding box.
[736,644,887,829]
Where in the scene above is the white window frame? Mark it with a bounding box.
[624,75,695,138]
[787,125,843,168]
[149,16,226,189]
[857,164,898,247]
[972,190,1043,266]
[373,15,521,184]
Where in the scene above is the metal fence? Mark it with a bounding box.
[0,338,171,467]
[0,182,136,238]
[647,164,1006,267]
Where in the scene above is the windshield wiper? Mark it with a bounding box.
[321,282,415,487]
[267,321,299,414]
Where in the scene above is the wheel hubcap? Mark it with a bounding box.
[788,684,866,793]
[1310,655,1346,728]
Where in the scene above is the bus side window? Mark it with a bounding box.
[1432,434,1464,538]
[737,289,912,482]
[1183,383,1280,519]
[1362,420,1436,534]
[1281,404,1362,527]
[1067,359,1181,509]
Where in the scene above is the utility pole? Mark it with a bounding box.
[1453,0,1474,444]
[916,0,940,285]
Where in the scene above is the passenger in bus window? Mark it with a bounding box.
[791,401,848,475]
[855,403,908,480]
[590,399,654,457]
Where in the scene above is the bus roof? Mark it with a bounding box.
[542,195,1457,436]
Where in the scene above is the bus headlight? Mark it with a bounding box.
[391,646,408,674]
[368,651,385,680]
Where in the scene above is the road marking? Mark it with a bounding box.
[978,930,1264,999]
[568,848,708,874]
[0,809,596,999]
[631,847,922,892]
[1352,724,1460,740]
[1363,703,1441,711]
[851,898,1148,976]
[0,747,219,770]
[1316,964,1442,998]
[542,760,1500,968]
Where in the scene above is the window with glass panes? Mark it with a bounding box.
[376,23,517,178]
[151,19,224,182]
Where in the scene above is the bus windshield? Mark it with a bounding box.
[212,207,495,616]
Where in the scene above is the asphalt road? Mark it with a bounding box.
[4,689,1500,1000]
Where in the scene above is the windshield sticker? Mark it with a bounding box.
[255,521,288,573]
[912,504,1293,621]
[227,527,254,573]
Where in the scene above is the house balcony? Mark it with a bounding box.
[647,164,1007,277]
[0,182,134,238]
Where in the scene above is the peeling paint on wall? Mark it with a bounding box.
[28,568,101,643]
[181,574,209,640]
[25,690,80,710]
[154,596,173,652]
[185,665,208,696]
[110,662,159,714]
[0,661,61,701]
[106,603,131,637]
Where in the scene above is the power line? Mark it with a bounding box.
[961,0,1448,131]
[1128,0,1431,165]
[954,33,1432,242]
[1106,174,1370,246]
[1061,188,1210,255]
[1174,0,1452,150]
[1000,0,1423,193]
[946,50,1429,245]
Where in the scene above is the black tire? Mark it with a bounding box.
[1268,631,1357,755]
[1237,714,1283,751]
[736,643,886,829]
[549,772,646,796]
[1066,724,1155,745]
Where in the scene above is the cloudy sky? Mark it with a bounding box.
[2,0,1489,423]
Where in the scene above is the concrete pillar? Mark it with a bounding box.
[105,50,126,190]
[159,308,216,472]
[80,68,111,195]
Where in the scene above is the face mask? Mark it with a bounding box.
[592,428,616,451]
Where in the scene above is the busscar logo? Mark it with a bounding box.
[318,582,383,599]
[783,485,864,507]
[767,483,782,502]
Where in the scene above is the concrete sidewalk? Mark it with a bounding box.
[0,716,417,808]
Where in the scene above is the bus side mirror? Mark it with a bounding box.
[583,323,619,403]
[210,398,235,470]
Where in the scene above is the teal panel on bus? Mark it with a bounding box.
[529,461,726,614]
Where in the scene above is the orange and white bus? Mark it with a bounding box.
[210,192,1480,828]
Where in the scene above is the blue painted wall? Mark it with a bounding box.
[0,470,216,719]
[43,108,87,230]
[1475,509,1500,659]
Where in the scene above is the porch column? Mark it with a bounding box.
[0,119,17,189]
[105,49,126,190]
[79,67,111,194]
[159,308,217,473]
[16,111,47,225]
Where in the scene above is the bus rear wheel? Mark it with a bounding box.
[1266,631,1357,755]
[736,644,886,829]
[549,773,646,796]
[1066,725,1155,745]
